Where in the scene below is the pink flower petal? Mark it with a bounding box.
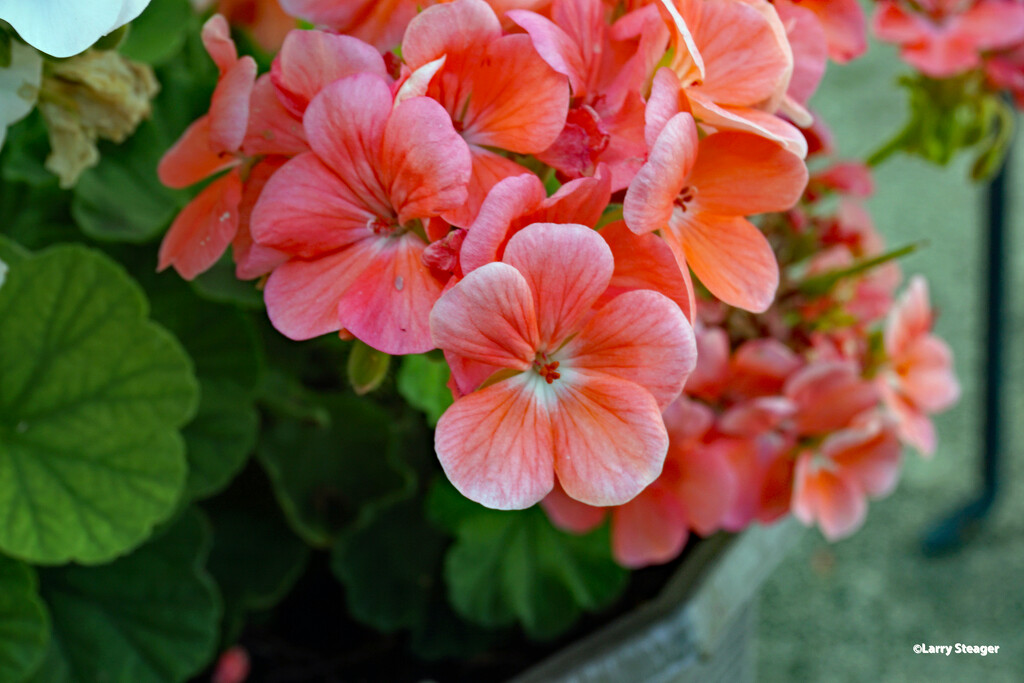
[430,261,540,370]
[792,452,868,541]
[507,7,589,96]
[250,152,375,256]
[672,440,737,535]
[541,483,607,534]
[688,131,808,216]
[502,223,614,348]
[599,221,694,320]
[824,416,902,498]
[611,485,688,568]
[623,112,699,235]
[209,56,257,153]
[233,156,288,280]
[402,0,503,70]
[202,14,238,75]
[435,373,555,509]
[460,173,547,273]
[158,116,237,189]
[666,213,779,313]
[158,170,243,280]
[552,369,669,506]
[242,75,308,157]
[383,96,472,225]
[336,234,445,354]
[263,239,380,340]
[562,289,696,409]
[271,29,387,118]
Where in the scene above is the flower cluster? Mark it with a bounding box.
[157,0,959,556]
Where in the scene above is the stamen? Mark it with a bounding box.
[533,355,561,384]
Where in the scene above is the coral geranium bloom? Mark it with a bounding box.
[402,0,570,225]
[623,108,807,312]
[874,0,1024,77]
[792,414,902,540]
[251,73,471,354]
[788,0,867,63]
[879,276,960,455]
[431,223,697,509]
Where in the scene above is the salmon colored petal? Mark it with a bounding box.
[540,165,612,228]
[502,223,614,348]
[901,34,980,78]
[270,29,387,118]
[541,483,607,534]
[871,3,926,44]
[303,74,392,215]
[280,0,421,50]
[784,361,878,435]
[690,0,791,106]
[623,112,698,235]
[658,0,705,81]
[430,262,540,369]
[158,116,236,189]
[383,96,472,225]
[825,417,902,498]
[561,289,696,409]
[717,436,770,531]
[792,453,867,541]
[402,0,502,69]
[446,147,533,228]
[250,152,374,257]
[553,369,669,506]
[684,326,730,400]
[263,239,379,340]
[729,338,803,398]
[507,8,589,96]
[878,382,937,456]
[645,67,686,150]
[336,234,445,355]
[202,14,238,74]
[661,396,714,445]
[688,93,808,158]
[242,75,308,157]
[688,132,808,215]
[459,35,570,154]
[668,213,779,313]
[959,2,1024,50]
[435,373,555,509]
[445,351,505,398]
[611,485,688,568]
[598,221,694,320]
[885,275,932,358]
[233,156,288,280]
[775,0,827,105]
[158,170,243,280]
[394,56,447,105]
[718,396,797,438]
[800,0,866,63]
[209,56,257,153]
[672,440,736,535]
[460,173,547,273]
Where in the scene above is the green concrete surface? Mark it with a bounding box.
[757,39,1024,683]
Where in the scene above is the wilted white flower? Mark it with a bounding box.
[0,0,151,58]
[0,40,43,150]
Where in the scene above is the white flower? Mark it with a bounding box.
[0,0,151,58]
[0,40,43,150]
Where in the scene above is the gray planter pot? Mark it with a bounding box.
[513,519,804,683]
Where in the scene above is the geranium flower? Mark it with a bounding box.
[778,0,867,64]
[401,0,570,225]
[0,0,151,57]
[873,0,1024,77]
[792,413,902,540]
[623,104,807,312]
[878,276,960,455]
[251,72,472,354]
[430,223,697,509]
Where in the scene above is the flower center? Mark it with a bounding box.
[533,354,561,384]
[674,185,697,213]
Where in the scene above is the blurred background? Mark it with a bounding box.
[757,39,1024,681]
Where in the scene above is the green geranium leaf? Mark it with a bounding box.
[258,393,414,546]
[433,482,628,640]
[331,498,446,632]
[119,0,192,66]
[206,471,309,642]
[0,244,198,565]
[31,510,220,683]
[397,354,453,427]
[0,556,49,682]
[183,380,259,501]
[331,496,494,659]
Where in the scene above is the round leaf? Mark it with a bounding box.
[0,556,49,682]
[0,245,198,564]
[32,510,220,683]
